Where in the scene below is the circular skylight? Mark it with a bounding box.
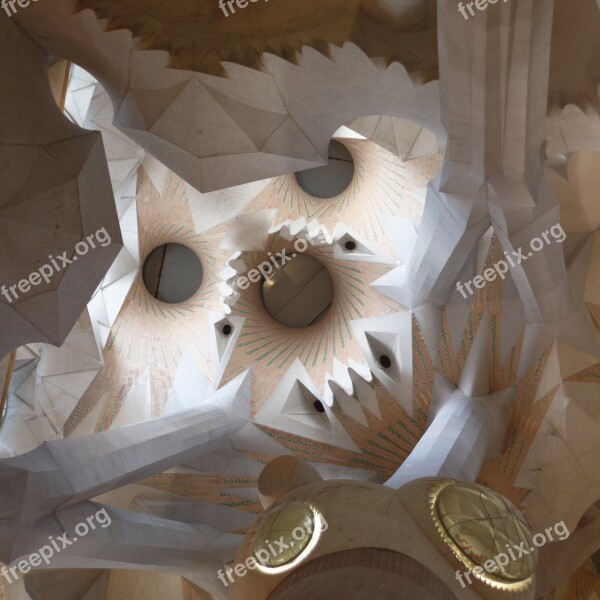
[295,140,355,198]
[261,254,334,328]
[142,244,203,304]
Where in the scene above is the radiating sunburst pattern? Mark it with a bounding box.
[208,138,443,419]
[258,235,557,486]
[410,237,557,507]
[478,347,557,506]
[240,138,441,255]
[213,298,554,487]
[65,168,230,434]
[66,138,441,435]
[413,237,558,508]
[220,230,404,415]
[256,376,426,477]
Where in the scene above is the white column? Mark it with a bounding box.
[385,387,512,488]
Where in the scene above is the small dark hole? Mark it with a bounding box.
[222,324,233,336]
[379,355,392,369]
[345,240,357,251]
[314,400,326,413]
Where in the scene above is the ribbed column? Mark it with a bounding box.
[399,0,568,323]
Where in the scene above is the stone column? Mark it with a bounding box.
[385,385,512,488]
[399,0,569,323]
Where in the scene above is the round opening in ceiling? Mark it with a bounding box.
[379,355,392,369]
[142,244,203,304]
[261,254,334,328]
[295,140,355,199]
